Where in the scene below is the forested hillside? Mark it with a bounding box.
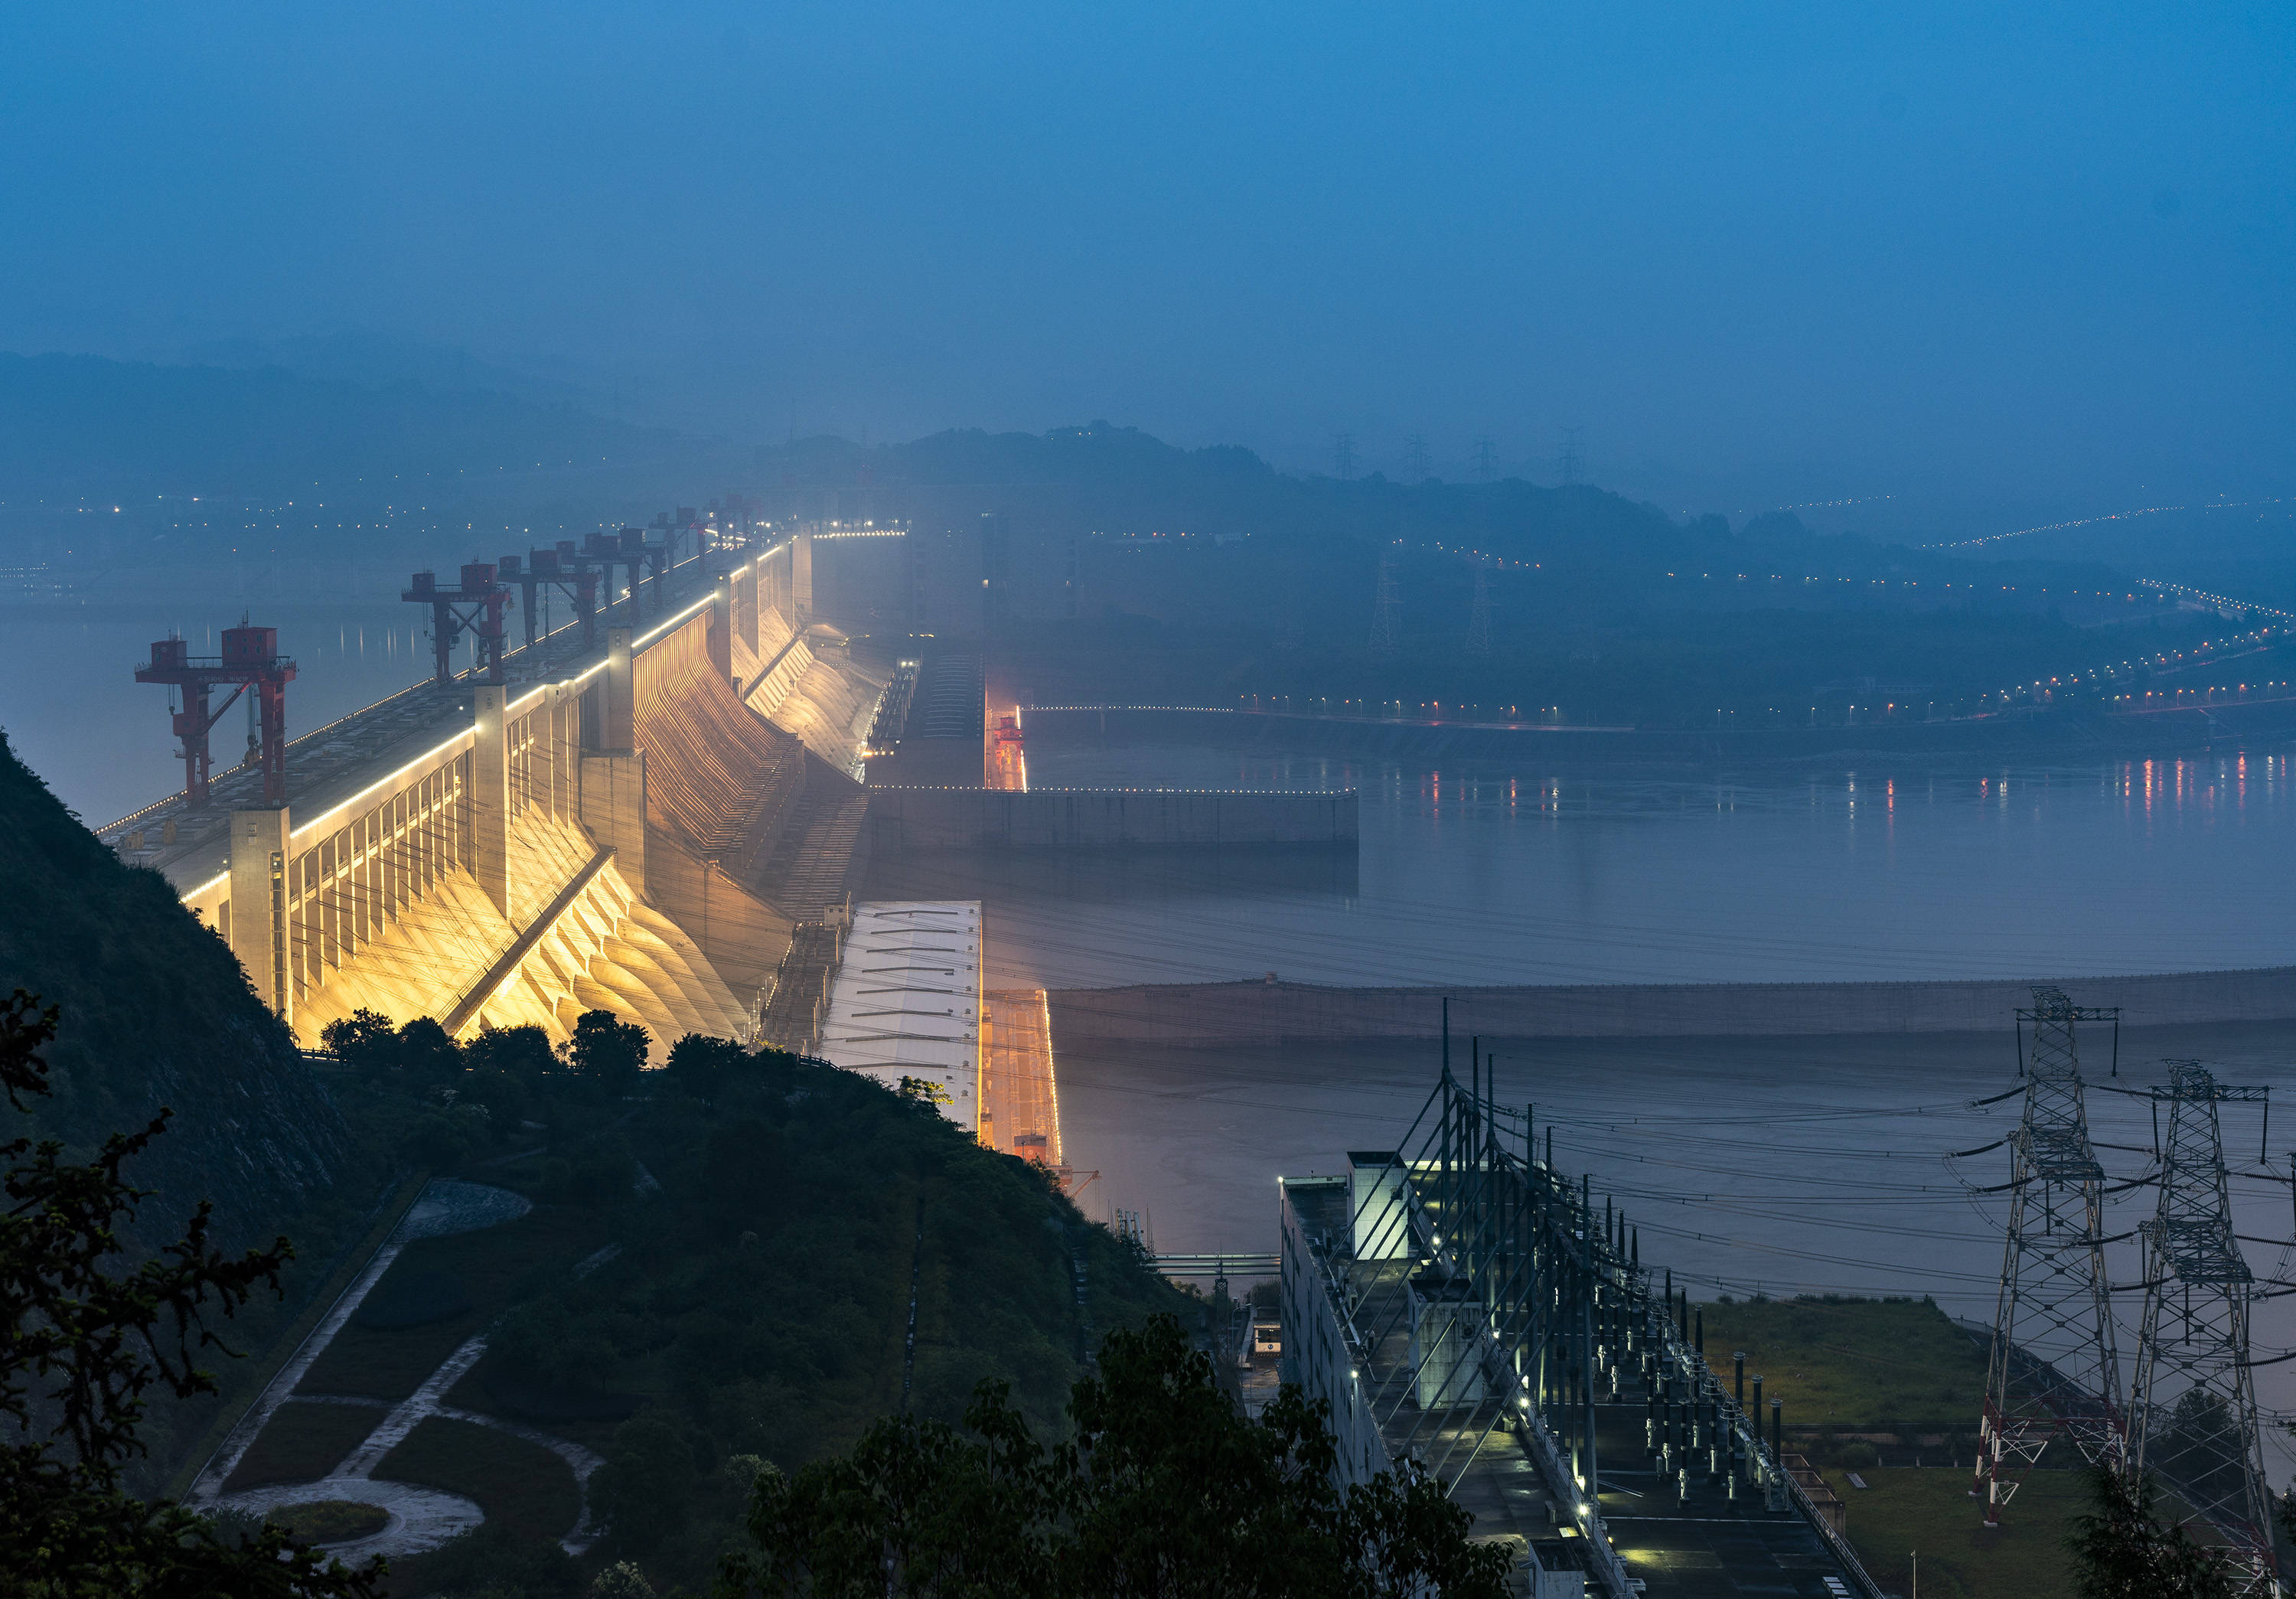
[0,729,383,1483]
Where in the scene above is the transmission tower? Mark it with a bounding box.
[1368,553,1399,652]
[2131,1060,2275,1594]
[1332,432,1357,480]
[1470,436,1498,482]
[1401,434,1431,481]
[1464,562,1492,655]
[1559,426,1583,486]
[1976,987,2126,1523]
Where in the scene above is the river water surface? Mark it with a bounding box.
[888,740,2296,992]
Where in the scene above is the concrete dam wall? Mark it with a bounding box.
[1047,965,2296,1046]
[865,786,1358,850]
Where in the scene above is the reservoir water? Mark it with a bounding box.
[893,741,2296,993]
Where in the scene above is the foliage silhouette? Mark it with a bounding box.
[0,989,383,1595]
[716,1314,1512,1598]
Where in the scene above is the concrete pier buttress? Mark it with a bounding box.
[227,805,294,1023]
[791,534,813,627]
[471,685,512,915]
[707,578,734,685]
[732,562,759,658]
[601,628,635,752]
[579,752,648,897]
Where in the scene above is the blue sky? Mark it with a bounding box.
[1,2,2288,519]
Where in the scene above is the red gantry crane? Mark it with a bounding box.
[135,623,298,807]
[403,562,510,685]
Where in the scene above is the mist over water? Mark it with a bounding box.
[933,742,2296,992]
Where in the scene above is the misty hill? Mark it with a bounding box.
[767,423,2225,727]
[0,351,689,503]
[765,421,2135,597]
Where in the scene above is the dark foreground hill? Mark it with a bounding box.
[0,729,380,1482]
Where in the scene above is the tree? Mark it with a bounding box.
[592,1415,699,1555]
[665,1033,750,1101]
[0,989,384,1595]
[896,1075,953,1111]
[563,1010,651,1093]
[465,1021,559,1081]
[716,1313,1511,1598]
[318,1008,397,1073]
[2066,1466,2237,1599]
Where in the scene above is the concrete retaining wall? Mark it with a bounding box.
[865,786,1357,850]
[1047,966,2296,1045]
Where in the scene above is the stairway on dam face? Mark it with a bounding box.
[755,920,843,1056]
[754,755,869,921]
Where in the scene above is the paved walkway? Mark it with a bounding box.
[192,1180,608,1557]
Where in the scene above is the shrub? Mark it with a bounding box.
[590,1415,697,1555]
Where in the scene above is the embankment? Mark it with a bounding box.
[1048,965,2296,1046]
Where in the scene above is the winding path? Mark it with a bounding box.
[192,1180,606,1557]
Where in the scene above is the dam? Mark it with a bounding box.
[99,514,1356,1104]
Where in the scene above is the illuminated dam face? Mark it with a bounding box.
[126,535,891,1059]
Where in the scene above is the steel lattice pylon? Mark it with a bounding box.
[2131,1060,2278,1597]
[1976,987,2126,1522]
[1463,563,1492,656]
[1368,556,1399,653]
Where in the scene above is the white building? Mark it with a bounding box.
[817,901,983,1130]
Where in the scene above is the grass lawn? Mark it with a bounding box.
[269,1499,393,1545]
[445,1350,638,1457]
[373,1415,582,1545]
[221,1400,387,1490]
[298,1206,608,1401]
[1699,1298,1987,1437]
[1823,1465,2082,1599]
